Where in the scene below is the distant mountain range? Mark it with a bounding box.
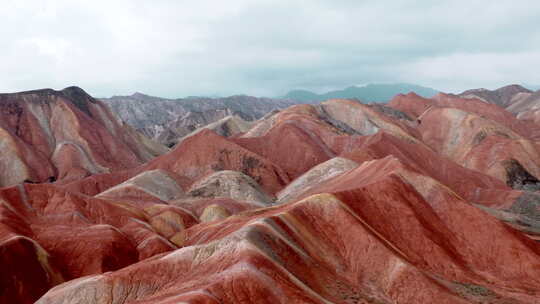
[101,83,440,146]
[284,83,439,102]
[101,93,298,146]
[523,84,540,91]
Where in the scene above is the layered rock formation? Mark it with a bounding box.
[511,91,540,127]
[2,86,540,303]
[459,84,532,107]
[459,85,540,135]
[0,87,167,188]
[187,170,274,204]
[176,115,253,145]
[102,93,299,146]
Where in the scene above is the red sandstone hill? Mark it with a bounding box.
[1,87,540,303]
[0,87,167,187]
[457,85,540,138]
[459,84,532,108]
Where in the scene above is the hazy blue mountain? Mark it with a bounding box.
[283,89,320,102]
[284,83,439,102]
[523,84,540,91]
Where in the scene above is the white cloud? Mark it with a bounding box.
[0,0,539,97]
[398,52,540,92]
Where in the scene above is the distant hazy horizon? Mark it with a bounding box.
[2,1,540,97]
[75,82,540,100]
[5,81,540,101]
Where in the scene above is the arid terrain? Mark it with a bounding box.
[2,85,540,303]
[101,93,301,147]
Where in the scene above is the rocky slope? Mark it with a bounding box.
[0,87,167,187]
[156,110,253,147]
[102,93,299,146]
[459,84,532,107]
[2,86,540,303]
[510,91,540,125]
[459,85,540,129]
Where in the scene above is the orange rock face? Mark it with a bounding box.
[1,87,540,303]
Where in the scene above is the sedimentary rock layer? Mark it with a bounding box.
[1,86,540,303]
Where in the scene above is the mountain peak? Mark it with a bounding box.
[495,84,531,93]
[131,92,151,98]
[459,84,532,107]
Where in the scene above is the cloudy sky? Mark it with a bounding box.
[1,0,540,97]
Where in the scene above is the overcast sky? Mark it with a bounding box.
[1,0,540,97]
